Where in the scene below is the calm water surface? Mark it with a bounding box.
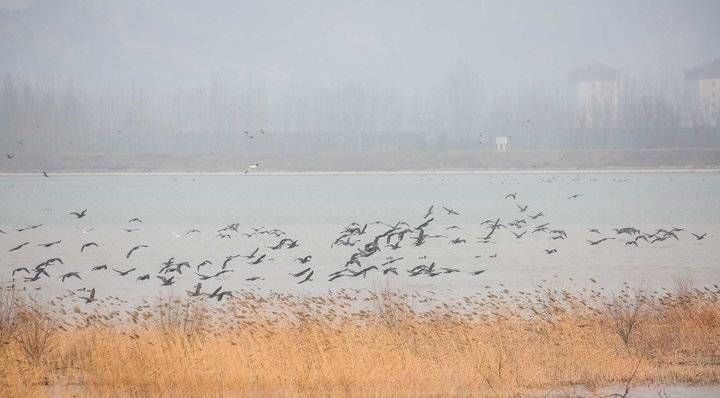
[1,172,718,302]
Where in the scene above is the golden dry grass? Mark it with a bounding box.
[1,285,719,397]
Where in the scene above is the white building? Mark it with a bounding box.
[685,59,720,127]
[569,63,621,130]
[495,136,509,151]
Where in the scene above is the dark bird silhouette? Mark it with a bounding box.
[196,269,234,280]
[123,228,139,233]
[12,267,30,276]
[290,267,312,278]
[81,242,98,252]
[113,267,136,276]
[248,254,267,265]
[567,194,582,199]
[529,211,544,220]
[91,264,107,271]
[42,171,49,177]
[16,224,42,232]
[126,245,148,258]
[6,153,14,159]
[296,255,312,264]
[38,240,61,248]
[470,269,487,275]
[137,274,150,281]
[625,241,638,247]
[691,232,707,240]
[450,237,466,244]
[588,228,602,234]
[516,204,528,212]
[505,193,517,200]
[70,209,88,218]
[544,248,557,254]
[222,255,241,269]
[80,288,96,303]
[196,260,212,272]
[157,275,175,286]
[383,267,398,275]
[242,248,260,258]
[186,229,201,235]
[9,242,29,252]
[60,272,81,282]
[442,206,460,215]
[246,276,263,281]
[297,270,314,284]
[587,237,615,246]
[128,218,142,223]
[511,231,526,239]
[187,283,202,297]
[424,205,434,219]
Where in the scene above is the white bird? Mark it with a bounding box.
[244,163,260,174]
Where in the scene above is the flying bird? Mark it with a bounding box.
[9,242,29,252]
[60,272,81,282]
[70,209,88,218]
[38,240,61,248]
[113,267,136,276]
[126,245,148,258]
[81,242,98,252]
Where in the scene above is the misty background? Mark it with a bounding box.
[1,0,720,154]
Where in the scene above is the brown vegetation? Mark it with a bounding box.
[0,284,719,397]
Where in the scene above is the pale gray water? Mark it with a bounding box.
[1,172,718,303]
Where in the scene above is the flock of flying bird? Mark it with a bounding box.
[1,190,709,304]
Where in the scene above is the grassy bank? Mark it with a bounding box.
[0,285,719,397]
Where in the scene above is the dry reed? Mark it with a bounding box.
[0,284,719,397]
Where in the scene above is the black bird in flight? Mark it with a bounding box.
[12,267,30,276]
[297,270,314,284]
[91,264,107,271]
[137,274,150,281]
[505,193,517,200]
[568,194,582,199]
[126,245,148,258]
[157,275,175,286]
[128,218,142,223]
[544,248,557,254]
[290,267,312,278]
[296,255,312,264]
[6,153,14,159]
[70,209,88,218]
[60,272,81,282]
[424,205,434,219]
[691,232,707,240]
[187,283,202,297]
[113,267,136,276]
[16,224,42,232]
[9,242,29,252]
[81,242,98,252]
[42,171,49,177]
[511,231,526,239]
[38,240,61,247]
[587,237,615,246]
[470,269,487,275]
[516,204,528,212]
[80,288,96,303]
[196,269,234,280]
[442,206,460,216]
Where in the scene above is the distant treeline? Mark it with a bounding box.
[0,72,718,154]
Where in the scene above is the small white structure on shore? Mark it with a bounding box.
[495,136,509,151]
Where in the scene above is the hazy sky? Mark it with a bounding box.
[1,0,720,92]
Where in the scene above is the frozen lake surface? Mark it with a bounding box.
[1,171,718,304]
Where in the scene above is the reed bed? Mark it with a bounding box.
[0,284,719,397]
